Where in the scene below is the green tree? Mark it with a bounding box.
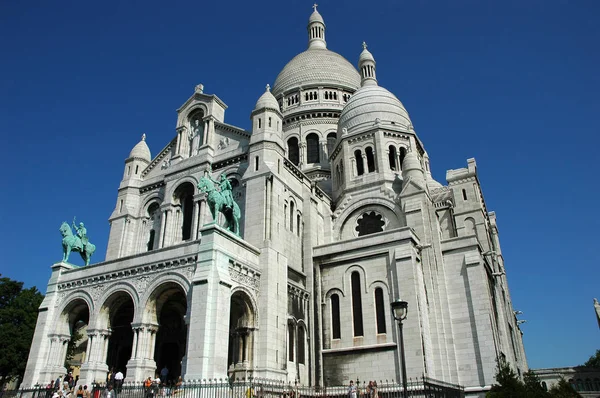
[486,359,525,398]
[583,349,600,368]
[0,276,44,389]
[523,370,550,397]
[548,378,582,398]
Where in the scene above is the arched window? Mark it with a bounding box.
[268,117,272,127]
[174,182,195,242]
[147,202,160,251]
[288,137,300,166]
[147,229,155,251]
[258,118,262,129]
[355,150,364,176]
[288,323,294,361]
[375,287,386,334]
[135,165,139,174]
[399,147,407,168]
[297,214,301,237]
[182,193,194,240]
[462,189,468,200]
[298,326,305,364]
[331,294,341,339]
[351,272,364,337]
[388,145,397,170]
[306,133,320,163]
[366,147,375,173]
[289,201,295,233]
[327,132,336,156]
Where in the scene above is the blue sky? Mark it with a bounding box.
[0,0,598,370]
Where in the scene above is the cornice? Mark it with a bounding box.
[56,254,197,293]
[215,121,251,137]
[141,138,177,177]
[139,181,166,194]
[212,154,248,171]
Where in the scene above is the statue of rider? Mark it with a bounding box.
[72,219,89,248]
[206,164,234,209]
[219,173,234,209]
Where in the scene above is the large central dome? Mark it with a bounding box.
[272,49,361,97]
[271,7,360,98]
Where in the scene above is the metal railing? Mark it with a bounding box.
[2,377,464,398]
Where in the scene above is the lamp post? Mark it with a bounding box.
[391,300,409,398]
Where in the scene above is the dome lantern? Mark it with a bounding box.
[307,4,326,50]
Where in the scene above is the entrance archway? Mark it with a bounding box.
[101,292,134,375]
[147,282,187,383]
[60,299,90,371]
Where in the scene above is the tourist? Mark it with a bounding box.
[347,380,357,398]
[100,384,116,398]
[83,385,91,398]
[114,370,124,393]
[160,366,169,383]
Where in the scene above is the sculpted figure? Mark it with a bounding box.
[73,220,88,246]
[198,166,241,235]
[60,219,96,266]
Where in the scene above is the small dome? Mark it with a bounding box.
[338,85,411,134]
[273,49,360,97]
[129,134,151,161]
[254,84,279,112]
[309,9,324,24]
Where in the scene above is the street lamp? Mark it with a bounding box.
[391,300,409,398]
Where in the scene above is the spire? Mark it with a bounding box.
[307,5,326,50]
[358,42,377,86]
[141,133,146,141]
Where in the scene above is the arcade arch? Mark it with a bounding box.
[227,290,256,378]
[98,291,135,375]
[144,282,188,383]
[53,298,90,370]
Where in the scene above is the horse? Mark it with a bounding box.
[197,176,241,236]
[59,222,96,266]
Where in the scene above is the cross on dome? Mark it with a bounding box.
[266,84,271,92]
[313,3,318,11]
[363,41,367,50]
[141,133,146,141]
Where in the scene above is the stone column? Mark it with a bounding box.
[320,141,327,165]
[191,199,200,240]
[299,143,306,167]
[46,336,57,365]
[157,210,166,249]
[148,325,159,361]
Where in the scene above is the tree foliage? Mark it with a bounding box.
[0,275,44,388]
[548,378,582,398]
[523,370,550,398]
[583,349,600,368]
[486,359,525,398]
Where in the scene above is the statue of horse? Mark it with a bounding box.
[198,176,241,236]
[59,222,96,266]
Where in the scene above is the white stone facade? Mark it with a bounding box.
[22,7,527,397]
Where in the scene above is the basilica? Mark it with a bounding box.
[22,7,527,397]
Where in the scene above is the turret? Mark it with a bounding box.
[250,84,283,145]
[358,42,377,86]
[123,134,151,182]
[401,150,425,185]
